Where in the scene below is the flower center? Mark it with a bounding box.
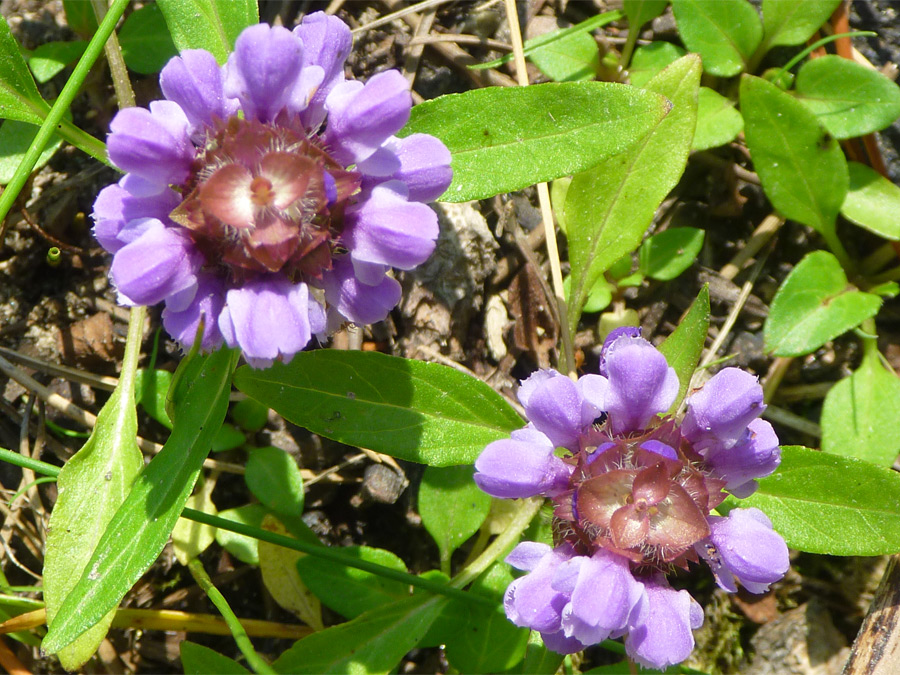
[554,427,728,572]
[169,115,361,282]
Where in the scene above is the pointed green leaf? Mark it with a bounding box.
[529,28,600,82]
[794,55,900,140]
[842,161,900,240]
[693,86,743,151]
[0,120,62,184]
[672,0,762,77]
[658,285,710,413]
[28,40,87,83]
[764,251,881,356]
[156,0,258,64]
[735,446,900,555]
[181,641,250,675]
[135,368,173,429]
[0,15,49,124]
[419,465,491,564]
[400,82,671,202]
[565,55,701,335]
[215,504,266,564]
[245,446,304,517]
[624,0,668,30]
[118,4,178,74]
[296,546,409,620]
[761,0,841,49]
[741,74,848,237]
[821,346,900,467]
[233,350,523,467]
[43,369,143,669]
[272,594,447,675]
[444,563,528,673]
[639,227,705,280]
[628,42,686,88]
[41,348,238,655]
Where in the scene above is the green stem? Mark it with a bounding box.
[451,497,542,588]
[0,0,129,225]
[55,119,108,165]
[822,228,855,275]
[91,0,135,109]
[181,507,494,608]
[187,558,276,675]
[0,446,506,609]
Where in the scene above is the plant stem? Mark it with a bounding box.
[55,119,108,166]
[187,558,276,675]
[503,0,576,378]
[90,0,136,109]
[451,497,542,588]
[0,0,130,225]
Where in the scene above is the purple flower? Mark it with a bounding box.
[475,331,787,669]
[93,16,452,366]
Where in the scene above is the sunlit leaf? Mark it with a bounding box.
[401,82,671,202]
[841,161,900,240]
[735,446,900,555]
[671,0,762,77]
[764,251,881,356]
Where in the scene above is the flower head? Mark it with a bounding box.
[94,16,451,367]
[475,330,788,669]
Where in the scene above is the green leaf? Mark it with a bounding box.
[272,594,447,675]
[135,368,173,429]
[842,161,900,240]
[624,0,669,30]
[565,55,701,336]
[0,120,62,184]
[740,74,848,238]
[231,397,269,432]
[794,55,900,140]
[118,4,178,75]
[444,562,528,673]
[529,27,600,83]
[736,446,900,555]
[233,350,523,467]
[258,514,324,631]
[658,285,710,414]
[296,546,408,620]
[0,15,49,124]
[28,40,87,83]
[172,479,217,565]
[63,0,98,36]
[215,504,267,564]
[764,251,881,356]
[761,0,842,49]
[400,82,671,202]
[419,465,491,565]
[821,346,900,467]
[211,422,245,452]
[693,86,743,151]
[639,227,705,280]
[564,274,613,314]
[181,641,250,675]
[245,446,304,517]
[43,365,144,669]
[515,632,566,674]
[671,0,762,77]
[41,348,239,656]
[156,0,259,64]
[628,41,686,88]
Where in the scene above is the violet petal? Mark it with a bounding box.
[345,181,438,270]
[474,425,572,499]
[321,258,401,325]
[603,335,678,434]
[683,367,765,449]
[625,577,703,670]
[161,273,226,351]
[110,220,200,307]
[325,70,411,165]
[224,24,304,122]
[160,48,237,133]
[703,508,789,594]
